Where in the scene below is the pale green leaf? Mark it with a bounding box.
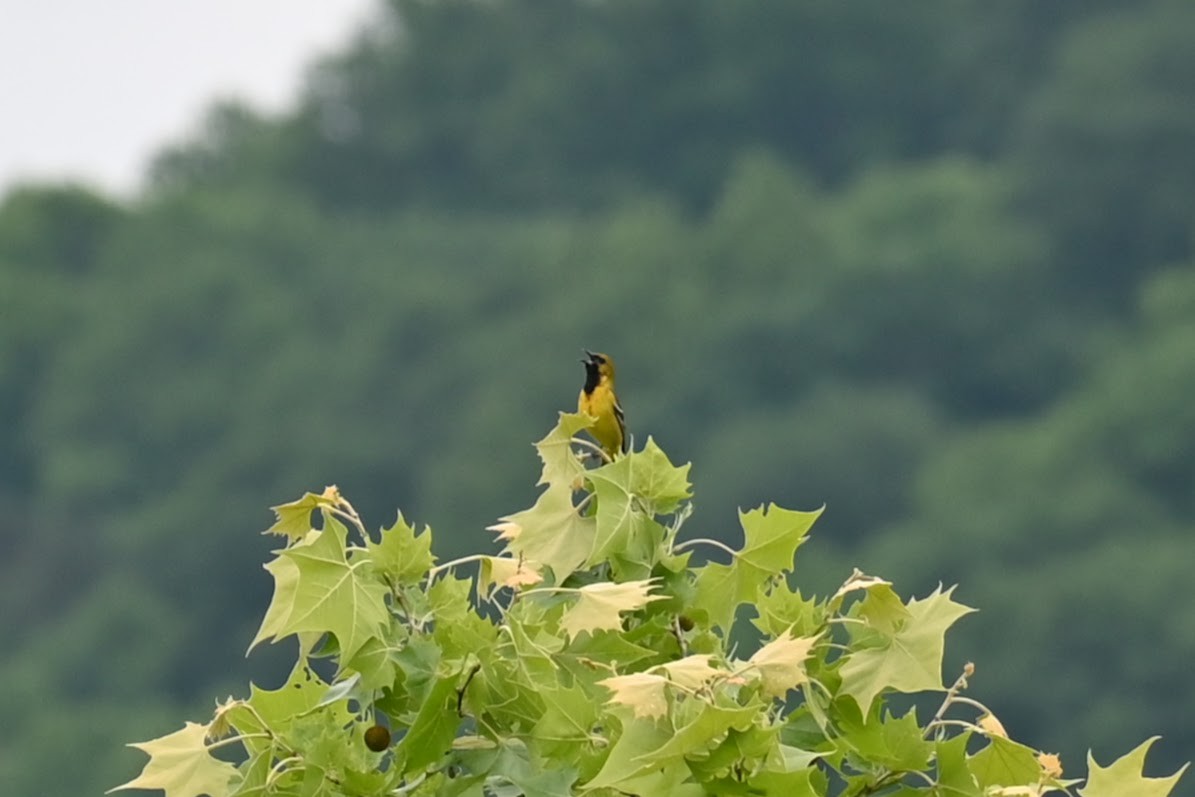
[969,735,1044,791]
[264,489,340,542]
[533,412,594,488]
[498,483,595,581]
[250,518,389,661]
[110,721,237,797]
[736,503,822,579]
[839,585,975,713]
[1079,737,1188,797]
[690,559,758,633]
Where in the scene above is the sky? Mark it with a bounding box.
[0,0,375,198]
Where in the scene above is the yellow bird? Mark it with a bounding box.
[578,350,627,458]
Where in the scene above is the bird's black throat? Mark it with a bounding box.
[582,362,600,394]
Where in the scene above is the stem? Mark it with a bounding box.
[426,554,489,582]
[205,732,271,752]
[925,665,972,739]
[331,501,372,546]
[570,436,613,464]
[673,537,739,559]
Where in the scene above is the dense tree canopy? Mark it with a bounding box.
[2,1,1193,793]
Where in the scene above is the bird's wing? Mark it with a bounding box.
[614,396,627,452]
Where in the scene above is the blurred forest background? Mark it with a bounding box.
[2,0,1194,793]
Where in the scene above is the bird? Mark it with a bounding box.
[578,349,627,459]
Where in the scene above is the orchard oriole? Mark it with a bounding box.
[578,350,627,458]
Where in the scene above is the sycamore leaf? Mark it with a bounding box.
[534,412,594,488]
[585,702,756,790]
[367,513,434,584]
[498,483,595,581]
[978,712,1009,739]
[207,697,243,740]
[736,503,822,580]
[1079,737,1188,797]
[742,631,818,698]
[752,581,821,638]
[486,520,521,541]
[559,580,665,639]
[970,736,1046,791]
[109,721,237,797]
[936,733,983,797]
[624,436,693,512]
[264,489,341,543]
[839,585,975,714]
[831,568,893,607]
[250,518,389,661]
[657,655,729,690]
[837,709,932,773]
[533,683,601,751]
[690,559,759,633]
[586,466,658,568]
[479,555,543,598]
[598,672,670,720]
[1038,753,1064,779]
[395,672,462,776]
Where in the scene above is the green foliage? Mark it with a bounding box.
[5,2,1195,794]
[114,423,1185,796]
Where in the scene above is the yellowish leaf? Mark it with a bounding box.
[656,655,728,690]
[743,631,818,698]
[597,673,670,720]
[832,568,892,604]
[559,579,665,639]
[486,520,521,542]
[479,555,542,598]
[1038,752,1064,779]
[979,712,1008,739]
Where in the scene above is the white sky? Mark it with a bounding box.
[0,0,376,198]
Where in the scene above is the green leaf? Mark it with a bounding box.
[934,732,982,797]
[690,559,759,633]
[247,660,335,728]
[250,515,390,661]
[851,582,912,637]
[109,721,237,797]
[839,585,975,713]
[582,716,674,791]
[368,512,435,584]
[534,411,594,488]
[837,708,932,773]
[736,503,822,580]
[264,489,340,542]
[968,735,1042,790]
[1079,737,1189,797]
[752,581,821,638]
[498,483,596,581]
[533,683,600,753]
[396,672,462,776]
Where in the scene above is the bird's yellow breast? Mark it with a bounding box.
[579,379,623,456]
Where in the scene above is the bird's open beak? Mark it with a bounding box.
[581,348,596,364]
